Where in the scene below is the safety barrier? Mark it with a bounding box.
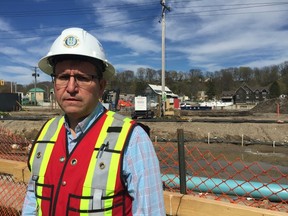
[156,129,288,213]
[0,173,26,216]
[0,127,30,162]
[0,127,287,215]
[0,127,30,216]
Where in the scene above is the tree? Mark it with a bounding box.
[239,67,253,82]
[134,79,147,96]
[220,69,234,91]
[269,81,281,99]
[206,79,216,100]
[187,69,204,99]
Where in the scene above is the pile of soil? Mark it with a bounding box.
[1,101,288,144]
[251,97,288,114]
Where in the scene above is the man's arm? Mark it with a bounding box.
[22,177,37,215]
[123,125,166,215]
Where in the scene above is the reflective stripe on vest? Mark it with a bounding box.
[81,112,133,212]
[28,111,134,216]
[28,116,64,216]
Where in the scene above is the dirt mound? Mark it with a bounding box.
[251,98,288,114]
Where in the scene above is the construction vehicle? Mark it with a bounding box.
[131,96,154,119]
[101,88,120,111]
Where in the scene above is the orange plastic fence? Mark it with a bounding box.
[0,127,30,162]
[0,127,29,215]
[0,174,26,216]
[0,127,287,214]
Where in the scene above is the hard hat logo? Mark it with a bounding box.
[63,35,79,48]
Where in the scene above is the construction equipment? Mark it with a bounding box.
[101,88,120,111]
[131,96,154,119]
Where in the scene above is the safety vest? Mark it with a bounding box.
[28,110,135,216]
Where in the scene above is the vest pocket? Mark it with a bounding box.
[67,187,118,214]
[67,188,104,213]
[34,176,54,215]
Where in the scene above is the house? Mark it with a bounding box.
[141,84,179,110]
[221,83,269,104]
[27,88,45,105]
[221,90,235,103]
[144,84,178,103]
[251,87,269,102]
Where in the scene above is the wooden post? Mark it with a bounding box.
[177,129,187,194]
[276,103,280,118]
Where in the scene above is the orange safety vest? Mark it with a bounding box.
[28,110,135,216]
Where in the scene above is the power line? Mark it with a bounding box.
[169,8,288,18]
[1,1,286,18]
[0,2,158,17]
[170,1,288,7]
[176,2,288,11]
[0,1,287,40]
[0,15,158,40]
[160,1,288,18]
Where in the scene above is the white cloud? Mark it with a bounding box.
[100,32,160,54]
[0,46,25,56]
[1,0,288,85]
[161,0,288,71]
[114,63,154,73]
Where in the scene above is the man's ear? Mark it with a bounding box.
[99,79,107,94]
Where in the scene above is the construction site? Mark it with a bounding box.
[0,97,288,215]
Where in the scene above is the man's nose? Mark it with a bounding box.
[66,76,79,91]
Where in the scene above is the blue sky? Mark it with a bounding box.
[1,0,288,85]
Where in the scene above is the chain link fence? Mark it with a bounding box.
[156,129,288,213]
[0,127,287,215]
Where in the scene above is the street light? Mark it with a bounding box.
[32,67,39,105]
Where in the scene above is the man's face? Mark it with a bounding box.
[53,60,106,120]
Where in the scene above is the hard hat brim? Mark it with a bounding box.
[38,54,115,81]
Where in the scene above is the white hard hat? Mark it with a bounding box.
[38,27,115,80]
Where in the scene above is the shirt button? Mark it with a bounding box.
[62,181,67,186]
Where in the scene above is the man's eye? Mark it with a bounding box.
[58,75,70,80]
[76,75,90,82]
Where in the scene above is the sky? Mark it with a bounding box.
[1,0,288,85]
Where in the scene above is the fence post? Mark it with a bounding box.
[177,129,187,194]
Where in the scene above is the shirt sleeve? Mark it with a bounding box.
[21,177,37,215]
[123,125,166,215]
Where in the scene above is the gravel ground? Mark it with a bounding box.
[1,108,288,167]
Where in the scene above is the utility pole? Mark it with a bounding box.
[160,0,170,117]
[32,67,39,105]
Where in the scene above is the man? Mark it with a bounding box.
[22,27,165,216]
